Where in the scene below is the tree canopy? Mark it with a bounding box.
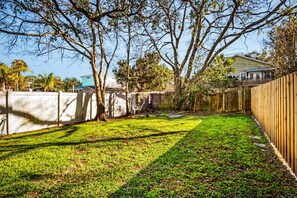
[267,16,297,77]
[114,52,173,92]
[0,0,296,113]
[25,74,81,92]
[192,55,235,94]
[140,0,296,98]
[0,0,145,120]
[0,60,29,91]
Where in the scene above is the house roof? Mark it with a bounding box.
[76,86,124,92]
[245,68,275,72]
[233,55,274,67]
[81,74,92,78]
[80,75,122,89]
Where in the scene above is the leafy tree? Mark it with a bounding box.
[182,55,235,109]
[9,60,29,91]
[0,60,29,91]
[256,49,273,63]
[25,73,63,92]
[199,55,235,92]
[63,77,81,92]
[117,6,143,116]
[140,0,296,103]
[37,73,56,92]
[24,75,39,91]
[54,77,64,92]
[267,16,297,77]
[0,63,9,91]
[0,0,144,121]
[114,52,173,92]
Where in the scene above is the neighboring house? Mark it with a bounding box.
[76,75,126,117]
[229,55,274,81]
[77,75,123,91]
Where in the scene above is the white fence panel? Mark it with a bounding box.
[105,92,126,117]
[11,92,59,133]
[113,92,126,117]
[0,91,127,135]
[90,94,97,120]
[0,92,6,135]
[60,93,84,123]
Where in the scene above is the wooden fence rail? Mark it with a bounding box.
[251,72,297,175]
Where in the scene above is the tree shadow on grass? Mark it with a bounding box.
[0,120,193,197]
[0,128,189,161]
[109,116,297,198]
[0,115,192,162]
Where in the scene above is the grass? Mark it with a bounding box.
[0,114,296,197]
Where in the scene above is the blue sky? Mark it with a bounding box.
[0,31,265,81]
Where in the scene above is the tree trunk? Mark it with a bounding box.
[125,82,130,116]
[125,20,131,116]
[173,70,182,110]
[91,60,107,122]
[94,78,107,121]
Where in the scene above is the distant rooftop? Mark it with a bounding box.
[245,68,275,72]
[80,75,122,89]
[233,55,274,66]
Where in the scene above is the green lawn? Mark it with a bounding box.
[0,114,296,197]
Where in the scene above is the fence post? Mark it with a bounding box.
[242,87,248,113]
[222,91,225,112]
[238,89,242,112]
[90,94,92,120]
[5,90,13,135]
[58,91,61,126]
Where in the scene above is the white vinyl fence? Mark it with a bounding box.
[0,91,126,135]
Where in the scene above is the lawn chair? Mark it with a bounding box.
[132,100,145,114]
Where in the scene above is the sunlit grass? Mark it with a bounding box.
[0,114,296,197]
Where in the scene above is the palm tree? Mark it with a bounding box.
[38,73,56,92]
[10,60,29,91]
[63,77,81,92]
[0,63,9,91]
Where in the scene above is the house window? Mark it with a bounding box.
[240,73,246,80]
[256,73,260,80]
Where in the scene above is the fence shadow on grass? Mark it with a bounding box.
[109,115,297,197]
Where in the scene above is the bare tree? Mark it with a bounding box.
[140,0,296,104]
[117,7,145,116]
[0,0,142,121]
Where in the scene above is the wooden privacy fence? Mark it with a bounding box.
[130,92,177,111]
[251,72,297,175]
[131,88,251,113]
[151,92,176,110]
[193,88,251,113]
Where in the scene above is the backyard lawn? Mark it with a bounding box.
[0,114,296,197]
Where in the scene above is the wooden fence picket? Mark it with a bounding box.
[251,72,297,176]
